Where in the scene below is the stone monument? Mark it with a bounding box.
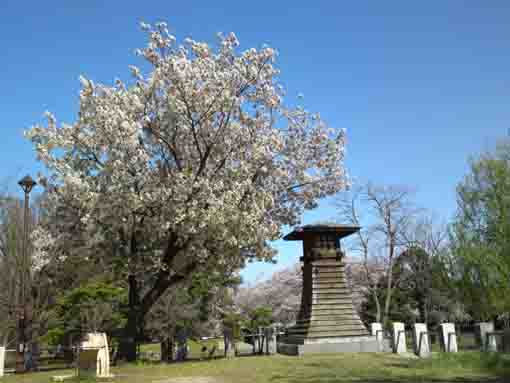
[392,322,406,354]
[439,323,458,353]
[78,333,112,378]
[413,323,430,358]
[278,225,378,355]
[0,346,5,377]
[476,322,495,352]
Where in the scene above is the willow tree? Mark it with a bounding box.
[26,22,348,359]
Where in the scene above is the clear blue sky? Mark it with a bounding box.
[2,1,509,283]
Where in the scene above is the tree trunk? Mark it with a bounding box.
[118,275,140,362]
[161,339,174,363]
[372,289,382,324]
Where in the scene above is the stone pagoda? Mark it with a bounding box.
[278,224,378,355]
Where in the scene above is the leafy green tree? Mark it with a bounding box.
[44,282,127,346]
[449,140,510,321]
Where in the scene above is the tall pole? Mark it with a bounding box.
[16,175,36,374]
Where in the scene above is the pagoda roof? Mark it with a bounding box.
[283,224,360,241]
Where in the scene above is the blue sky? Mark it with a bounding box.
[1,1,509,283]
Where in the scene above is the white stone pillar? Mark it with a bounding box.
[97,333,110,378]
[440,323,458,352]
[371,323,383,342]
[392,322,406,354]
[476,322,494,352]
[487,333,498,352]
[413,323,430,357]
[0,346,5,377]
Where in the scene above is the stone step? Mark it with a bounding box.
[312,261,345,267]
[310,296,356,301]
[314,274,348,280]
[297,315,362,322]
[294,320,365,328]
[312,301,352,312]
[307,308,359,316]
[296,319,364,327]
[296,314,359,323]
[313,280,348,286]
[312,290,352,302]
[314,267,345,271]
[287,328,369,338]
[312,288,352,293]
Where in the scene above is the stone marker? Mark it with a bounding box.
[487,333,498,352]
[439,323,458,352]
[0,346,5,377]
[503,329,510,353]
[79,332,112,378]
[265,327,277,355]
[413,323,430,357]
[392,322,406,354]
[371,323,383,341]
[476,322,494,352]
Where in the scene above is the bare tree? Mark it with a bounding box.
[337,183,420,325]
[0,192,54,349]
[398,214,451,324]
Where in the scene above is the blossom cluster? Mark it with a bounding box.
[26,22,348,280]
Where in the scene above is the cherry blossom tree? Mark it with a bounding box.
[26,22,348,360]
[235,264,302,325]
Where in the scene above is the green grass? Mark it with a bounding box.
[139,339,221,359]
[3,352,510,383]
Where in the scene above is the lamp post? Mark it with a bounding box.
[16,175,37,373]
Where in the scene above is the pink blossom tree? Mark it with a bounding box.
[26,22,348,359]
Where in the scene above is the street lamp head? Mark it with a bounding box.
[18,175,37,194]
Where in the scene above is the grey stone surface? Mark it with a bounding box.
[413,323,430,358]
[476,322,495,351]
[278,337,380,355]
[392,322,406,354]
[371,323,383,341]
[265,327,277,355]
[440,323,458,352]
[487,333,498,352]
[0,346,4,377]
[79,332,112,378]
[504,329,510,353]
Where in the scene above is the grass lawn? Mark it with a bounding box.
[2,352,510,383]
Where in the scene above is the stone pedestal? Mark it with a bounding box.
[440,323,458,352]
[487,333,498,352]
[371,323,383,341]
[503,329,510,353]
[413,323,430,358]
[278,225,378,355]
[392,322,406,354]
[476,322,494,352]
[0,346,5,377]
[79,333,112,378]
[265,327,277,355]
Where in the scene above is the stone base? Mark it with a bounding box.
[277,336,381,356]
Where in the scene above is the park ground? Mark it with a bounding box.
[3,352,510,383]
